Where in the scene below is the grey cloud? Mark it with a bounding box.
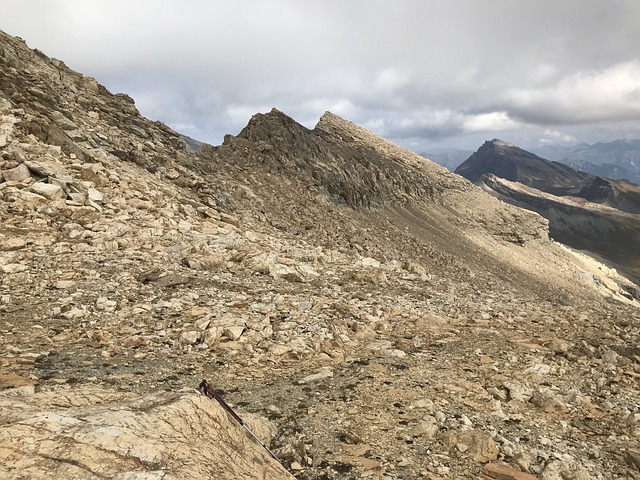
[2,0,640,150]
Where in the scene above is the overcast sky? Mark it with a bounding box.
[2,0,640,152]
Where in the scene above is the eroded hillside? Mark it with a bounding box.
[1,30,640,480]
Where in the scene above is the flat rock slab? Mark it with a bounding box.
[0,386,293,480]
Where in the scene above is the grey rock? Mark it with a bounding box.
[2,163,32,183]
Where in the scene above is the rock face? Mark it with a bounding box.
[0,386,292,480]
[456,140,594,196]
[1,29,640,480]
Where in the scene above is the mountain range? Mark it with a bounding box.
[1,29,640,480]
[455,139,640,283]
[428,140,640,184]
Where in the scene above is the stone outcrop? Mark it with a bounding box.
[0,386,292,479]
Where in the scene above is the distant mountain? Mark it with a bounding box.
[566,159,639,183]
[420,150,473,171]
[455,139,592,196]
[180,134,207,152]
[530,144,572,161]
[455,139,640,281]
[533,139,640,184]
[455,139,640,213]
[563,139,640,165]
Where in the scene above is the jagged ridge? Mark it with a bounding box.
[207,108,462,208]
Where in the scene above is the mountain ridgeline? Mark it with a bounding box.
[533,139,640,184]
[456,139,640,213]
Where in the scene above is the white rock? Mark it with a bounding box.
[20,191,47,204]
[87,188,103,204]
[62,307,84,319]
[96,297,118,312]
[360,257,381,268]
[178,220,193,233]
[1,263,27,274]
[297,367,334,384]
[223,326,245,341]
[30,182,65,200]
[180,331,201,345]
[269,344,291,356]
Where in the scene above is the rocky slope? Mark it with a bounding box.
[1,29,640,480]
[480,174,640,283]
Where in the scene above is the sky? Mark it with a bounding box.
[2,0,640,153]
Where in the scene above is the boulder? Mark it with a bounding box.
[29,182,65,200]
[482,462,538,480]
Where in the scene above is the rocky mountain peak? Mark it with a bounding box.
[456,139,593,194]
[487,138,516,149]
[236,107,310,144]
[315,110,357,135]
[476,139,539,161]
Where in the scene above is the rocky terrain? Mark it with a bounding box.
[1,29,640,480]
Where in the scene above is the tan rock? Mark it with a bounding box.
[547,338,571,353]
[0,237,28,251]
[87,187,103,204]
[540,459,590,480]
[29,182,65,200]
[0,386,292,479]
[223,326,245,341]
[297,367,334,384]
[409,417,439,439]
[19,191,47,204]
[0,372,38,390]
[454,430,499,463]
[2,163,31,183]
[530,388,568,414]
[180,330,201,345]
[482,462,538,480]
[23,160,59,178]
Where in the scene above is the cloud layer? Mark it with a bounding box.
[3,0,640,151]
